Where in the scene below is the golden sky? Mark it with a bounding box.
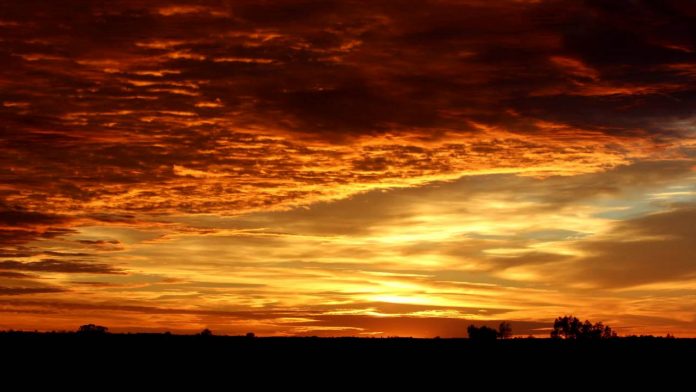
[1,0,695,337]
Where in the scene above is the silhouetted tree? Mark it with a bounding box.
[246,332,255,338]
[602,324,617,339]
[77,324,108,334]
[551,316,581,339]
[550,316,616,339]
[498,321,512,339]
[199,328,213,337]
[467,325,498,341]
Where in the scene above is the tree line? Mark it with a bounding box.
[467,315,618,341]
[30,315,624,339]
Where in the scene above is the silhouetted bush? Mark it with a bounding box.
[498,321,512,339]
[550,315,617,339]
[199,328,213,337]
[467,325,498,342]
[77,324,109,334]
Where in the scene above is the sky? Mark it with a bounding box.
[0,0,695,337]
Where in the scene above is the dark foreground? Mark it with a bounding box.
[2,332,694,383]
[2,332,694,362]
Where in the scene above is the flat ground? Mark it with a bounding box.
[2,332,694,372]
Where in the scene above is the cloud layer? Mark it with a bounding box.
[1,0,694,214]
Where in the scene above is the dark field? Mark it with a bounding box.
[3,332,695,387]
[3,332,694,372]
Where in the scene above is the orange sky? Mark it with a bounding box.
[1,0,695,337]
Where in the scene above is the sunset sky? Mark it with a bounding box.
[1,0,695,337]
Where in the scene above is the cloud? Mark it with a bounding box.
[0,209,70,227]
[0,0,693,216]
[0,297,545,336]
[281,314,547,338]
[0,287,66,295]
[0,271,35,279]
[0,159,693,334]
[77,240,120,245]
[568,205,696,288]
[198,159,695,238]
[0,259,124,274]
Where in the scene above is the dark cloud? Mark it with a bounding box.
[0,226,78,262]
[0,0,693,215]
[0,249,35,258]
[571,205,696,287]
[0,287,66,295]
[42,251,91,257]
[77,239,120,245]
[0,271,35,279]
[0,208,69,227]
[555,0,695,67]
[0,259,124,274]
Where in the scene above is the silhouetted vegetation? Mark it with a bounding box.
[467,325,498,341]
[550,315,617,339]
[497,321,512,339]
[77,324,109,334]
[467,322,513,340]
[0,322,696,377]
[0,320,692,379]
[0,327,692,377]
